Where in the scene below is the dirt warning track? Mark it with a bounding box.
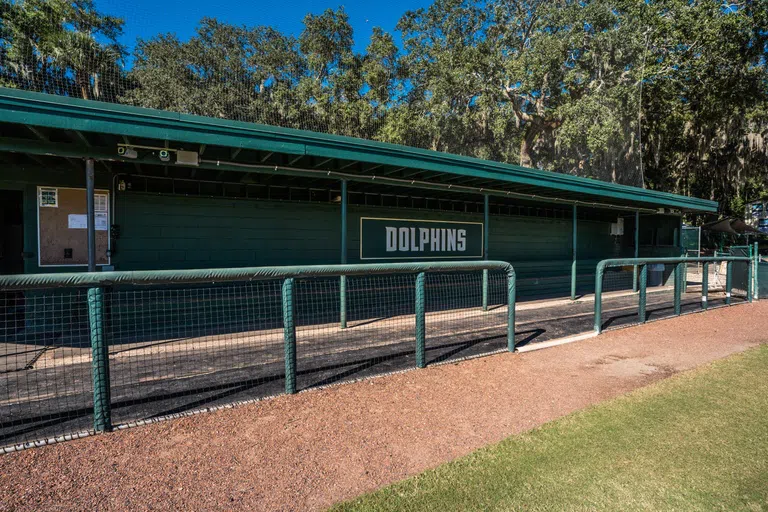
[0,301,765,512]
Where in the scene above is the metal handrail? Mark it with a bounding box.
[0,260,516,433]
[594,256,753,334]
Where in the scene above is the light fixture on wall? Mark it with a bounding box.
[176,150,199,166]
[117,146,138,159]
[158,149,170,162]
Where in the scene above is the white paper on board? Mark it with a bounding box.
[68,214,87,229]
[95,213,108,231]
[68,213,109,230]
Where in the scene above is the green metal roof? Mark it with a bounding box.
[0,87,717,213]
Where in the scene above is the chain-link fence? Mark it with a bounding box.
[0,261,515,450]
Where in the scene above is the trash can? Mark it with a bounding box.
[648,264,665,287]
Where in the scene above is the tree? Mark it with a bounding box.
[126,8,397,139]
[390,0,649,185]
[0,0,125,100]
[3,0,768,214]
[125,17,302,122]
[390,0,515,159]
[640,0,768,212]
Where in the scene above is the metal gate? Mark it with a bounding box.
[729,245,751,297]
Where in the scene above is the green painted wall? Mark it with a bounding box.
[114,194,340,269]
[0,164,682,299]
[111,193,679,299]
[114,194,628,269]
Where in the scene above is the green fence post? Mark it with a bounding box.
[726,261,733,305]
[482,195,489,311]
[571,204,578,300]
[674,261,683,315]
[754,241,759,301]
[87,287,112,433]
[633,211,639,292]
[340,180,348,328]
[594,263,605,333]
[415,272,426,368]
[282,278,297,394]
[748,246,754,303]
[638,264,647,323]
[507,268,516,352]
[340,276,347,328]
[678,218,688,294]
[701,262,709,310]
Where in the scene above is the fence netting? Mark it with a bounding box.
[0,289,93,447]
[424,271,508,365]
[106,281,284,428]
[598,260,748,332]
[0,269,510,448]
[294,274,416,391]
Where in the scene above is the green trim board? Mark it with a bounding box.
[0,139,668,214]
[0,88,717,213]
[359,217,483,260]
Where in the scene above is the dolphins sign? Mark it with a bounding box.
[359,217,484,260]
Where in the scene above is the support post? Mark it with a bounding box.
[748,245,754,303]
[678,217,688,293]
[701,262,709,310]
[88,287,112,432]
[86,158,96,272]
[340,180,348,328]
[282,278,297,394]
[638,264,647,323]
[594,263,604,333]
[571,204,577,300]
[482,195,489,311]
[725,261,733,305]
[674,261,683,315]
[507,269,516,352]
[415,272,426,368]
[754,241,759,301]
[633,211,639,292]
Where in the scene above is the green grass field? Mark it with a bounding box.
[333,345,768,512]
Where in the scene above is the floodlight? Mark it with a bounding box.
[118,146,137,159]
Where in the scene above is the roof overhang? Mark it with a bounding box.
[702,217,762,235]
[0,88,718,214]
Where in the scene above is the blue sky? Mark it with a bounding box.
[99,0,430,54]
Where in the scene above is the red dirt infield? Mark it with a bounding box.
[1,301,765,512]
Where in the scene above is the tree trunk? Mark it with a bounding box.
[519,128,537,168]
[76,70,90,100]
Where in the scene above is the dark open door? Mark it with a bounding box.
[0,190,24,275]
[0,190,25,337]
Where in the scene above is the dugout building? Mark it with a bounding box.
[0,88,717,302]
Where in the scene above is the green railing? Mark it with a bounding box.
[0,260,516,439]
[593,256,753,334]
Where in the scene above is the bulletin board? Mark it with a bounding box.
[37,187,110,266]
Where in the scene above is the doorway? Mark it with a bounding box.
[0,190,24,275]
[0,190,25,336]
